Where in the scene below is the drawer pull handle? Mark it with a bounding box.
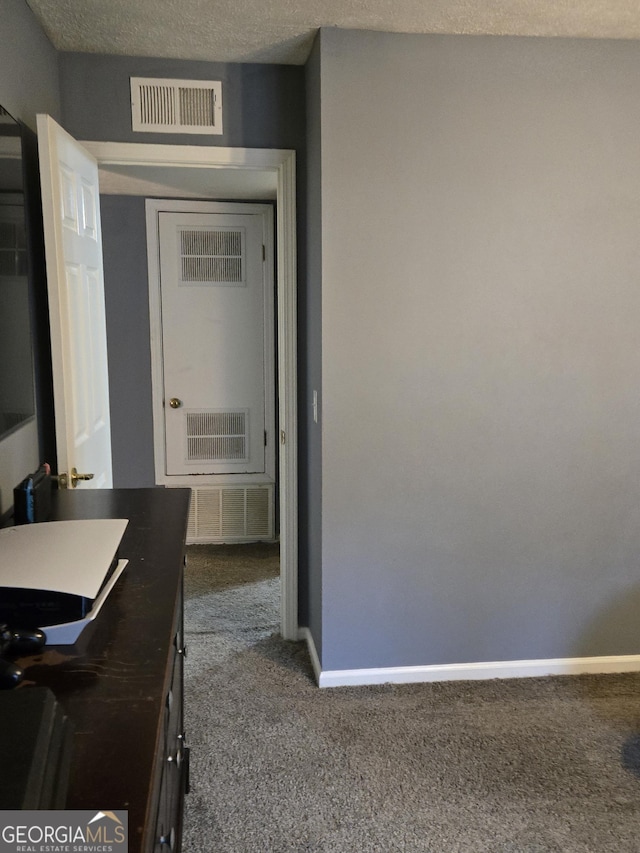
[159,827,176,851]
[167,747,183,768]
[173,632,187,657]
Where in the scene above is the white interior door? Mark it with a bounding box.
[158,209,272,477]
[37,114,112,489]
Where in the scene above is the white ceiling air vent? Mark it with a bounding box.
[130,77,223,135]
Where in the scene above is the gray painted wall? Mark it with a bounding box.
[315,29,640,670]
[60,53,304,149]
[0,0,60,129]
[99,195,156,487]
[0,0,59,515]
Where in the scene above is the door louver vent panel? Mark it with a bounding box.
[186,410,247,461]
[185,485,273,543]
[130,77,223,135]
[179,228,244,285]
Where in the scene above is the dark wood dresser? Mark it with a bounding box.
[15,487,191,853]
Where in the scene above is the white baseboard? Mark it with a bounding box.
[297,629,640,688]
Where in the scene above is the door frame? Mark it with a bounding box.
[82,141,298,641]
[146,199,276,485]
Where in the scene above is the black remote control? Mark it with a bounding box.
[3,627,46,656]
[0,625,46,689]
[0,659,23,690]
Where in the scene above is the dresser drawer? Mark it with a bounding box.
[153,574,187,852]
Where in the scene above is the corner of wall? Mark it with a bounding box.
[0,0,61,129]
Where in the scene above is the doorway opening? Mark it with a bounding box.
[84,141,298,641]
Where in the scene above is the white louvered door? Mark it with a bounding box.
[158,210,270,476]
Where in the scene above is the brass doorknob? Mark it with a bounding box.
[169,398,182,409]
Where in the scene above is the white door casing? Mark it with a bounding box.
[158,207,275,478]
[82,141,298,642]
[37,115,112,488]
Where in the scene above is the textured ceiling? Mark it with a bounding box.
[25,0,640,65]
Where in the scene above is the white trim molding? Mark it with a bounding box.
[81,141,298,642]
[298,635,640,688]
[82,141,291,171]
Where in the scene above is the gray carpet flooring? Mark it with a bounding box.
[182,544,640,852]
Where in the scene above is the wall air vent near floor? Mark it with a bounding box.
[186,485,274,544]
[130,77,223,134]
